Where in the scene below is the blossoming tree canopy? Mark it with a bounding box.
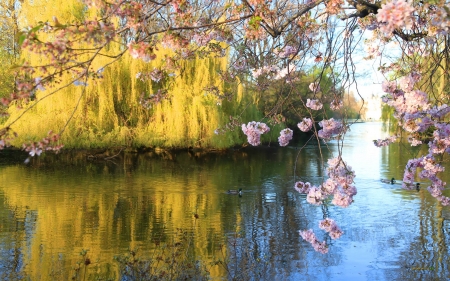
[1,0,450,253]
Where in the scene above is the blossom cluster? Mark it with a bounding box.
[243,115,345,147]
[373,135,397,147]
[379,71,450,206]
[113,1,144,29]
[243,115,345,148]
[149,68,165,83]
[251,65,280,79]
[330,99,343,111]
[402,155,449,205]
[251,64,295,80]
[276,45,297,58]
[297,118,313,132]
[299,229,328,254]
[306,99,323,110]
[318,118,344,140]
[278,128,293,147]
[241,121,270,146]
[426,5,450,36]
[298,218,344,254]
[128,42,156,62]
[22,131,63,157]
[380,74,430,136]
[319,218,343,240]
[192,33,212,47]
[376,0,415,36]
[294,157,355,252]
[294,157,356,208]
[159,33,190,52]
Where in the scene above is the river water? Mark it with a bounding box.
[0,122,449,280]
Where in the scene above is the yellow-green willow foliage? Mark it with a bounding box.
[4,0,271,149]
[6,45,267,148]
[134,50,270,148]
[19,0,87,26]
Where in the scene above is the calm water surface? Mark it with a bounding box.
[1,122,449,280]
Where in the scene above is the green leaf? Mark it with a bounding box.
[18,24,44,44]
[30,24,44,33]
[18,32,27,46]
[248,16,262,29]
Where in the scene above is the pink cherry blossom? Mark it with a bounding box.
[382,80,397,94]
[326,0,343,15]
[403,90,429,114]
[373,135,397,147]
[251,65,280,79]
[241,121,270,146]
[319,218,343,240]
[330,99,343,110]
[306,99,323,110]
[408,137,422,146]
[327,157,355,186]
[192,33,212,46]
[312,240,328,254]
[22,131,63,157]
[331,192,353,208]
[299,229,329,254]
[294,181,312,194]
[297,118,313,132]
[128,42,156,62]
[321,178,337,195]
[398,75,415,92]
[318,118,344,140]
[306,186,325,205]
[308,82,320,93]
[277,45,297,58]
[299,229,316,243]
[377,0,415,36]
[149,68,164,82]
[278,128,293,146]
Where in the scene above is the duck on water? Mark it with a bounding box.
[380,178,421,191]
[380,178,396,184]
[227,188,242,195]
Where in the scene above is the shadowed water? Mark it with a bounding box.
[0,122,449,280]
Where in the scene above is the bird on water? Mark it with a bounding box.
[381,177,396,184]
[227,188,242,195]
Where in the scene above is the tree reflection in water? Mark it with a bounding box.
[0,123,449,280]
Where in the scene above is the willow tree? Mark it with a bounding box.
[4,0,272,149]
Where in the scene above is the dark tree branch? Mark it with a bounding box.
[341,0,381,19]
